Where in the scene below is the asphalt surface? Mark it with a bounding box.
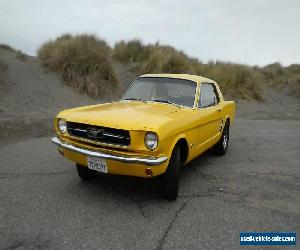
[0,118,299,249]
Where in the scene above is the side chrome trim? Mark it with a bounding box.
[51,137,168,166]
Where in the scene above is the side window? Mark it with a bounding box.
[199,83,219,108]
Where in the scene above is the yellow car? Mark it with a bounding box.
[51,74,235,199]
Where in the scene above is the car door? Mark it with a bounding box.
[192,82,223,153]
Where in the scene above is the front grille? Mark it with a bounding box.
[67,122,130,147]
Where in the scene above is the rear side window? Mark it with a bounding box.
[199,83,219,108]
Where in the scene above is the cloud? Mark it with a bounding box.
[0,0,299,66]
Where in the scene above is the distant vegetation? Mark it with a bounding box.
[0,57,7,94]
[260,63,300,97]
[37,36,299,99]
[38,35,119,97]
[113,39,300,100]
[0,44,15,51]
[0,44,27,61]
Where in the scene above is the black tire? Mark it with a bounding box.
[162,145,180,200]
[214,121,230,155]
[76,163,97,180]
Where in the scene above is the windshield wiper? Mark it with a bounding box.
[123,98,145,102]
[150,98,181,108]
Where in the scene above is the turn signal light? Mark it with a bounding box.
[145,168,153,176]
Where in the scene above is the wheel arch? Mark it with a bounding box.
[225,116,230,126]
[169,135,189,165]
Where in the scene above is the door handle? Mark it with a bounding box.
[216,108,222,112]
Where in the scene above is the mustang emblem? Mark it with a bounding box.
[86,127,104,139]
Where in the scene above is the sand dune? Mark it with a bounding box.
[0,48,99,137]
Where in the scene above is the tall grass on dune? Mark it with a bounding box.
[0,44,27,61]
[37,35,300,100]
[285,64,300,96]
[197,62,264,100]
[113,40,264,100]
[113,39,152,64]
[0,57,7,93]
[143,45,199,74]
[38,34,119,97]
[0,44,15,51]
[260,63,300,97]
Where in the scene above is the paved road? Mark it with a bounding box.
[1,118,299,249]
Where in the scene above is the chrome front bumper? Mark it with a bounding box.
[51,137,168,166]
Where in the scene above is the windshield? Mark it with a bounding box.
[122,77,196,108]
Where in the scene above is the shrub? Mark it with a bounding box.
[113,40,264,100]
[288,78,300,96]
[141,45,197,74]
[16,50,27,61]
[286,64,300,75]
[0,58,7,93]
[37,35,300,101]
[0,44,15,51]
[160,53,194,73]
[38,34,119,97]
[113,39,151,64]
[198,62,264,100]
[261,62,284,81]
[144,48,264,99]
[114,41,196,74]
[0,44,27,61]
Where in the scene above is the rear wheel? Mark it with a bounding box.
[214,121,229,155]
[76,163,97,180]
[161,145,180,200]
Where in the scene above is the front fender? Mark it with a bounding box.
[159,133,189,172]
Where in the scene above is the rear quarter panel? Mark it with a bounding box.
[222,100,236,125]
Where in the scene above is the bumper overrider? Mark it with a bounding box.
[51,137,168,166]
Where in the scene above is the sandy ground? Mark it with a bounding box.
[0,48,299,249]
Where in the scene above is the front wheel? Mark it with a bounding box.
[214,121,229,155]
[76,163,98,180]
[161,145,180,200]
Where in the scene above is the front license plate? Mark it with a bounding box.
[87,156,108,173]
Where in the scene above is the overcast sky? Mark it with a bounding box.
[0,0,299,66]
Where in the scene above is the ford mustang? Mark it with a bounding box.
[51,74,235,199]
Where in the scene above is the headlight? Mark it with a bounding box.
[57,119,67,133]
[145,132,158,150]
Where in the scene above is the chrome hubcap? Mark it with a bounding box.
[223,129,228,149]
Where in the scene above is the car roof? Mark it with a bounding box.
[140,73,215,84]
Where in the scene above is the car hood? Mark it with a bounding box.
[60,101,185,131]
